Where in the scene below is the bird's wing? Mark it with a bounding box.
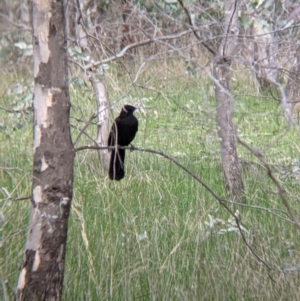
[108,120,118,147]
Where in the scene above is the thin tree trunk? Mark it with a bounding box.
[16,1,74,300]
[91,78,110,170]
[214,61,243,197]
[285,49,300,117]
[213,0,243,198]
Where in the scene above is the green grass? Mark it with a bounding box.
[2,65,300,300]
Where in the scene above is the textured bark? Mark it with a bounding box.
[214,61,243,197]
[213,0,243,198]
[16,1,74,300]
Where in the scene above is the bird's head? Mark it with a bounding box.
[122,105,137,114]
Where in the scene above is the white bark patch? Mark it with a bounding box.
[34,126,41,151]
[33,0,52,77]
[17,268,27,289]
[33,185,43,203]
[32,250,41,271]
[47,223,54,234]
[40,155,49,171]
[33,84,53,150]
[26,209,42,250]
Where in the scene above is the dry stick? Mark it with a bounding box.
[238,137,300,232]
[71,124,98,145]
[1,196,31,202]
[73,112,97,146]
[0,106,25,114]
[7,196,31,201]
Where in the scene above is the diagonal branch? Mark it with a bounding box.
[75,145,232,210]
[238,137,300,232]
[75,144,279,270]
[177,0,216,55]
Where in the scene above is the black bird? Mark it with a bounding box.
[108,105,138,180]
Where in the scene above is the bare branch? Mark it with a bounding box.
[177,0,216,55]
[221,0,240,58]
[3,196,31,202]
[82,29,192,70]
[75,145,228,205]
[0,12,30,31]
[235,216,275,272]
[73,113,97,146]
[238,137,300,232]
[75,144,281,270]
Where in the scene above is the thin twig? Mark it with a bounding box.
[238,137,300,232]
[2,278,16,300]
[73,113,97,145]
[2,196,31,202]
[177,0,216,55]
[71,124,98,145]
[75,145,232,210]
[82,29,193,70]
[0,12,31,31]
[222,0,239,57]
[235,216,275,273]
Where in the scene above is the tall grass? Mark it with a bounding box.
[1,63,300,300]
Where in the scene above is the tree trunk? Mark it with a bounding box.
[285,48,300,119]
[213,0,243,198]
[16,1,74,300]
[91,78,110,170]
[214,61,243,197]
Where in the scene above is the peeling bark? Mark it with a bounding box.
[16,1,74,300]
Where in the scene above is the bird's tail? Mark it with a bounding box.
[109,149,125,180]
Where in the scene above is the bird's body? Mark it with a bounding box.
[108,105,138,180]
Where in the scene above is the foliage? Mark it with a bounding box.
[0,79,33,137]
